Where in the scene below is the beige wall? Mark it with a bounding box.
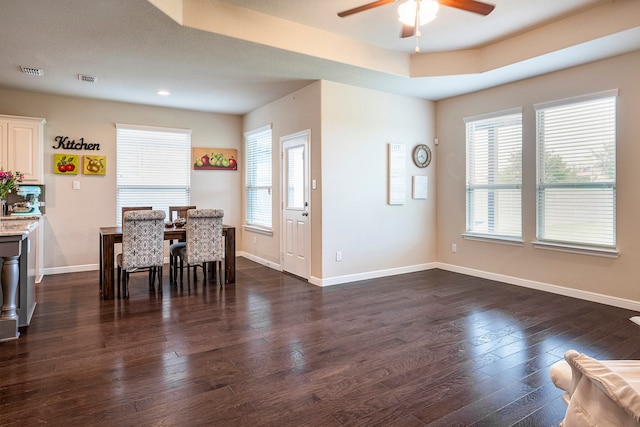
[3,49,638,308]
[242,81,436,284]
[0,88,242,272]
[242,82,322,274]
[320,81,436,283]
[435,50,640,307]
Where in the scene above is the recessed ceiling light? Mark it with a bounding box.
[157,90,170,96]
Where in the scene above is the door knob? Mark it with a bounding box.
[302,212,309,217]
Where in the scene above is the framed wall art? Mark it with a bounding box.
[83,155,106,175]
[192,147,238,170]
[54,154,79,175]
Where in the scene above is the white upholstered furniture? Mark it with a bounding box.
[550,349,640,426]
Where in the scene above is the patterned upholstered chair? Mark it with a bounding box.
[171,209,224,287]
[116,210,166,298]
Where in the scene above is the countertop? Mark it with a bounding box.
[0,215,44,221]
[0,218,40,238]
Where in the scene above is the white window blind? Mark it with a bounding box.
[116,124,191,225]
[535,90,617,249]
[465,108,522,239]
[244,124,272,230]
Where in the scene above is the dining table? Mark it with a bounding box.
[99,224,235,300]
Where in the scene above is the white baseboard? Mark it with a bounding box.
[237,251,282,271]
[43,263,99,276]
[310,263,438,287]
[436,262,640,312]
[41,257,640,312]
[42,255,207,277]
[239,252,438,288]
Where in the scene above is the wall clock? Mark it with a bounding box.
[412,144,431,168]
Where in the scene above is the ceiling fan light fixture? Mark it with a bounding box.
[398,0,439,26]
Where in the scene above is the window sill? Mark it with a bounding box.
[462,233,524,246]
[532,241,619,258]
[243,225,273,236]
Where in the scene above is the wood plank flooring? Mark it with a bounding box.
[2,258,640,426]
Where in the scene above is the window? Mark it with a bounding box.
[244,124,272,230]
[116,124,191,225]
[465,108,523,239]
[535,90,617,251]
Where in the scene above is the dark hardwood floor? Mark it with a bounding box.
[2,258,639,426]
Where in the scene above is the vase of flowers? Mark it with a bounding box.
[0,169,24,216]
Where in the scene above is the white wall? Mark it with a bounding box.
[435,50,640,307]
[0,88,242,272]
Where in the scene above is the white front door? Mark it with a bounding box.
[281,131,310,279]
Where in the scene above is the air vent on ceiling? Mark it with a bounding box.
[20,66,43,76]
[78,74,98,83]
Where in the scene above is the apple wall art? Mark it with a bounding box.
[54,153,79,175]
[193,147,237,170]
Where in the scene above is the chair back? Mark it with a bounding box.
[120,206,152,225]
[169,205,196,222]
[185,209,224,265]
[122,206,152,216]
[121,210,166,270]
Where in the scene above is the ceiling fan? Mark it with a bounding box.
[338,0,495,51]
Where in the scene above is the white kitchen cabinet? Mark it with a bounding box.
[0,115,46,184]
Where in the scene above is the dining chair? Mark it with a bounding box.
[168,205,196,281]
[168,205,196,222]
[118,206,154,289]
[116,209,166,299]
[171,209,225,288]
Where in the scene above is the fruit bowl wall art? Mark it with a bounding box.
[193,147,238,171]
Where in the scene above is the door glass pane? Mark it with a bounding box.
[286,145,304,209]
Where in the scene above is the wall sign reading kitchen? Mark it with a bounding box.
[53,136,100,150]
[52,136,106,175]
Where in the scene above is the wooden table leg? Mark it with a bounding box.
[101,234,115,299]
[225,227,235,284]
[99,233,103,294]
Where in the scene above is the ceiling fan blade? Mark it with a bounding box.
[438,0,495,16]
[400,24,415,38]
[338,0,398,17]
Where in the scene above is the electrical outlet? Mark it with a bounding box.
[452,243,457,253]
[253,236,257,244]
[336,251,342,262]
